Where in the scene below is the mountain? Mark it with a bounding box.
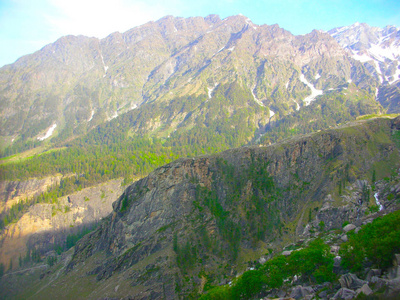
[329,22,400,112]
[2,116,400,299]
[0,15,384,156]
[1,15,400,298]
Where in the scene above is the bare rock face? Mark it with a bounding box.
[0,175,62,214]
[0,179,124,270]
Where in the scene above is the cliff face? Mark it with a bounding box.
[0,178,124,270]
[0,175,62,214]
[15,117,396,299]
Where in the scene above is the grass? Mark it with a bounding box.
[0,147,67,166]
[356,113,399,120]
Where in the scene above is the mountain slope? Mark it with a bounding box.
[329,23,400,112]
[8,116,399,299]
[0,15,382,156]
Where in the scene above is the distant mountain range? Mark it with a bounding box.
[0,15,399,155]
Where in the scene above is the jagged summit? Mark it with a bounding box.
[329,22,400,85]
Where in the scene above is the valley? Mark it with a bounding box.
[1,14,400,299]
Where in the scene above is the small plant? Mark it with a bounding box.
[64,205,71,213]
[369,205,379,213]
[46,255,57,267]
[319,221,325,231]
[84,196,90,202]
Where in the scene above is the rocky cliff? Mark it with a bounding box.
[4,117,397,299]
[0,175,63,214]
[0,178,124,271]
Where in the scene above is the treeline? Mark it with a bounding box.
[0,83,381,231]
[259,91,380,145]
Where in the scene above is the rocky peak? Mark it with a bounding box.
[329,22,400,86]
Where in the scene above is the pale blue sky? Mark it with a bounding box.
[1,0,399,68]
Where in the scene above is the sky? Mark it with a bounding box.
[1,0,400,68]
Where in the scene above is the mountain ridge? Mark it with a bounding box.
[3,14,398,156]
[2,116,399,299]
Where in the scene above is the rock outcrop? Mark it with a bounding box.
[0,179,124,270]
[0,175,62,214]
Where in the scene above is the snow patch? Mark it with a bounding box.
[299,74,323,106]
[269,109,275,118]
[285,81,289,89]
[315,73,321,80]
[374,193,383,211]
[245,18,257,30]
[88,110,95,122]
[100,53,108,74]
[108,111,118,121]
[251,86,265,107]
[351,50,372,63]
[293,100,300,111]
[227,46,235,51]
[38,123,57,141]
[347,79,352,83]
[374,61,384,83]
[207,83,218,99]
[369,42,400,62]
[389,67,400,84]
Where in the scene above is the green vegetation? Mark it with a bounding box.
[200,239,335,300]
[259,92,380,145]
[340,210,400,272]
[53,225,96,254]
[356,113,399,120]
[0,81,384,230]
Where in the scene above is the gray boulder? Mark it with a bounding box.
[333,288,356,299]
[386,265,400,280]
[290,285,314,299]
[343,224,356,232]
[366,269,381,281]
[356,284,373,296]
[339,273,367,290]
[282,250,293,256]
[387,277,400,296]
